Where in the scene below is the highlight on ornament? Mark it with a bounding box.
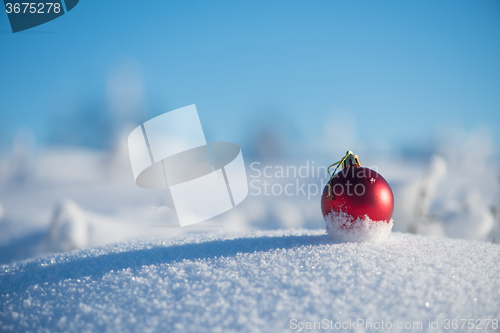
[321,151,394,242]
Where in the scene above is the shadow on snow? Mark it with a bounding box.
[1,233,333,295]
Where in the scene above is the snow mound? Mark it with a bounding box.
[325,209,393,242]
[47,199,89,251]
[1,229,499,332]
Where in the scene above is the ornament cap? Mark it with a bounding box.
[342,151,362,169]
[326,150,362,199]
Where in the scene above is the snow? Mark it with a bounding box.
[0,129,499,331]
[0,128,499,265]
[324,210,393,242]
[1,229,499,332]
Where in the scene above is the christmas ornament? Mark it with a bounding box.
[321,151,394,242]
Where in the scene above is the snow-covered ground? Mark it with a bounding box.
[1,229,499,332]
[0,129,499,331]
[0,135,498,264]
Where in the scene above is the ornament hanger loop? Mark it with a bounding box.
[326,150,361,199]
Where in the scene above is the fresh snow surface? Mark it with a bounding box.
[324,210,393,243]
[1,138,499,265]
[1,229,499,333]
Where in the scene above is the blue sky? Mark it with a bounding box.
[1,0,499,156]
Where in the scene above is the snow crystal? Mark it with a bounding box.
[324,209,393,242]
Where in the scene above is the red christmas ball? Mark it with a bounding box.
[321,166,394,225]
